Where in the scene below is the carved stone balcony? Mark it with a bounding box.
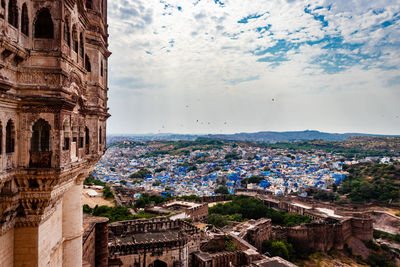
[29,151,52,168]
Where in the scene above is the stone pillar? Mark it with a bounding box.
[62,182,82,267]
[0,228,14,266]
[14,227,39,266]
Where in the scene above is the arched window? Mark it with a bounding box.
[62,120,70,151]
[1,0,5,9]
[100,60,103,77]
[72,24,78,53]
[72,123,78,144]
[85,54,91,72]
[6,119,15,153]
[85,126,89,154]
[79,32,84,58]
[31,119,50,152]
[34,8,53,38]
[21,3,29,36]
[64,16,70,46]
[78,126,84,148]
[0,122,2,154]
[86,0,92,9]
[8,0,18,28]
[99,126,102,144]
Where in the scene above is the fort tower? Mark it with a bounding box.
[0,0,110,266]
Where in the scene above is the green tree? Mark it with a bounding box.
[214,186,229,195]
[103,185,114,200]
[262,240,294,260]
[129,168,151,179]
[89,205,134,222]
[83,204,92,214]
[207,214,229,228]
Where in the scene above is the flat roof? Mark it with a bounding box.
[316,207,343,218]
[111,229,182,245]
[292,202,312,209]
[164,200,202,209]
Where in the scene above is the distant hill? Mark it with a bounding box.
[207,130,400,143]
[107,130,400,144]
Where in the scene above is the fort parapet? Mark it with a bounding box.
[108,217,201,267]
[235,189,373,252]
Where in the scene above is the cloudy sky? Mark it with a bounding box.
[107,0,400,135]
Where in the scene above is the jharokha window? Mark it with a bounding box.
[79,32,84,58]
[6,119,15,153]
[62,120,70,151]
[64,17,71,46]
[99,126,102,144]
[85,126,90,154]
[8,0,18,28]
[72,24,78,53]
[86,0,92,10]
[34,8,53,38]
[21,3,29,36]
[31,119,51,152]
[85,54,91,72]
[0,122,2,154]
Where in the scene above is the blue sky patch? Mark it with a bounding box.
[304,6,328,27]
[214,0,224,6]
[226,75,260,85]
[238,13,265,23]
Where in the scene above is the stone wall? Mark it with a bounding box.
[112,245,189,267]
[82,224,96,267]
[82,214,109,267]
[108,218,200,267]
[0,228,14,266]
[236,189,374,253]
[186,203,208,221]
[244,219,272,251]
[201,195,228,203]
[271,217,374,253]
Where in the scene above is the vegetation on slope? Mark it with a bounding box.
[83,205,157,222]
[84,175,105,186]
[266,137,400,158]
[208,196,310,227]
[262,240,294,261]
[338,163,400,203]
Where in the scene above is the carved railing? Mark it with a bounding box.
[29,151,52,168]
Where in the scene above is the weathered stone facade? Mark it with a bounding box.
[0,0,109,266]
[108,217,202,267]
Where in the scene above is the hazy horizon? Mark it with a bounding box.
[107,129,400,136]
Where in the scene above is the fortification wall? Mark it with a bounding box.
[201,195,228,203]
[351,217,373,241]
[244,220,271,251]
[114,244,189,267]
[109,217,199,237]
[187,204,208,221]
[82,225,96,267]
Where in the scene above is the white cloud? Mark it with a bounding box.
[107,0,400,135]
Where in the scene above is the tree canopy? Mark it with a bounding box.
[208,196,310,226]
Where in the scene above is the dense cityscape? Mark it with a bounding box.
[82,137,400,266]
[93,138,395,198]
